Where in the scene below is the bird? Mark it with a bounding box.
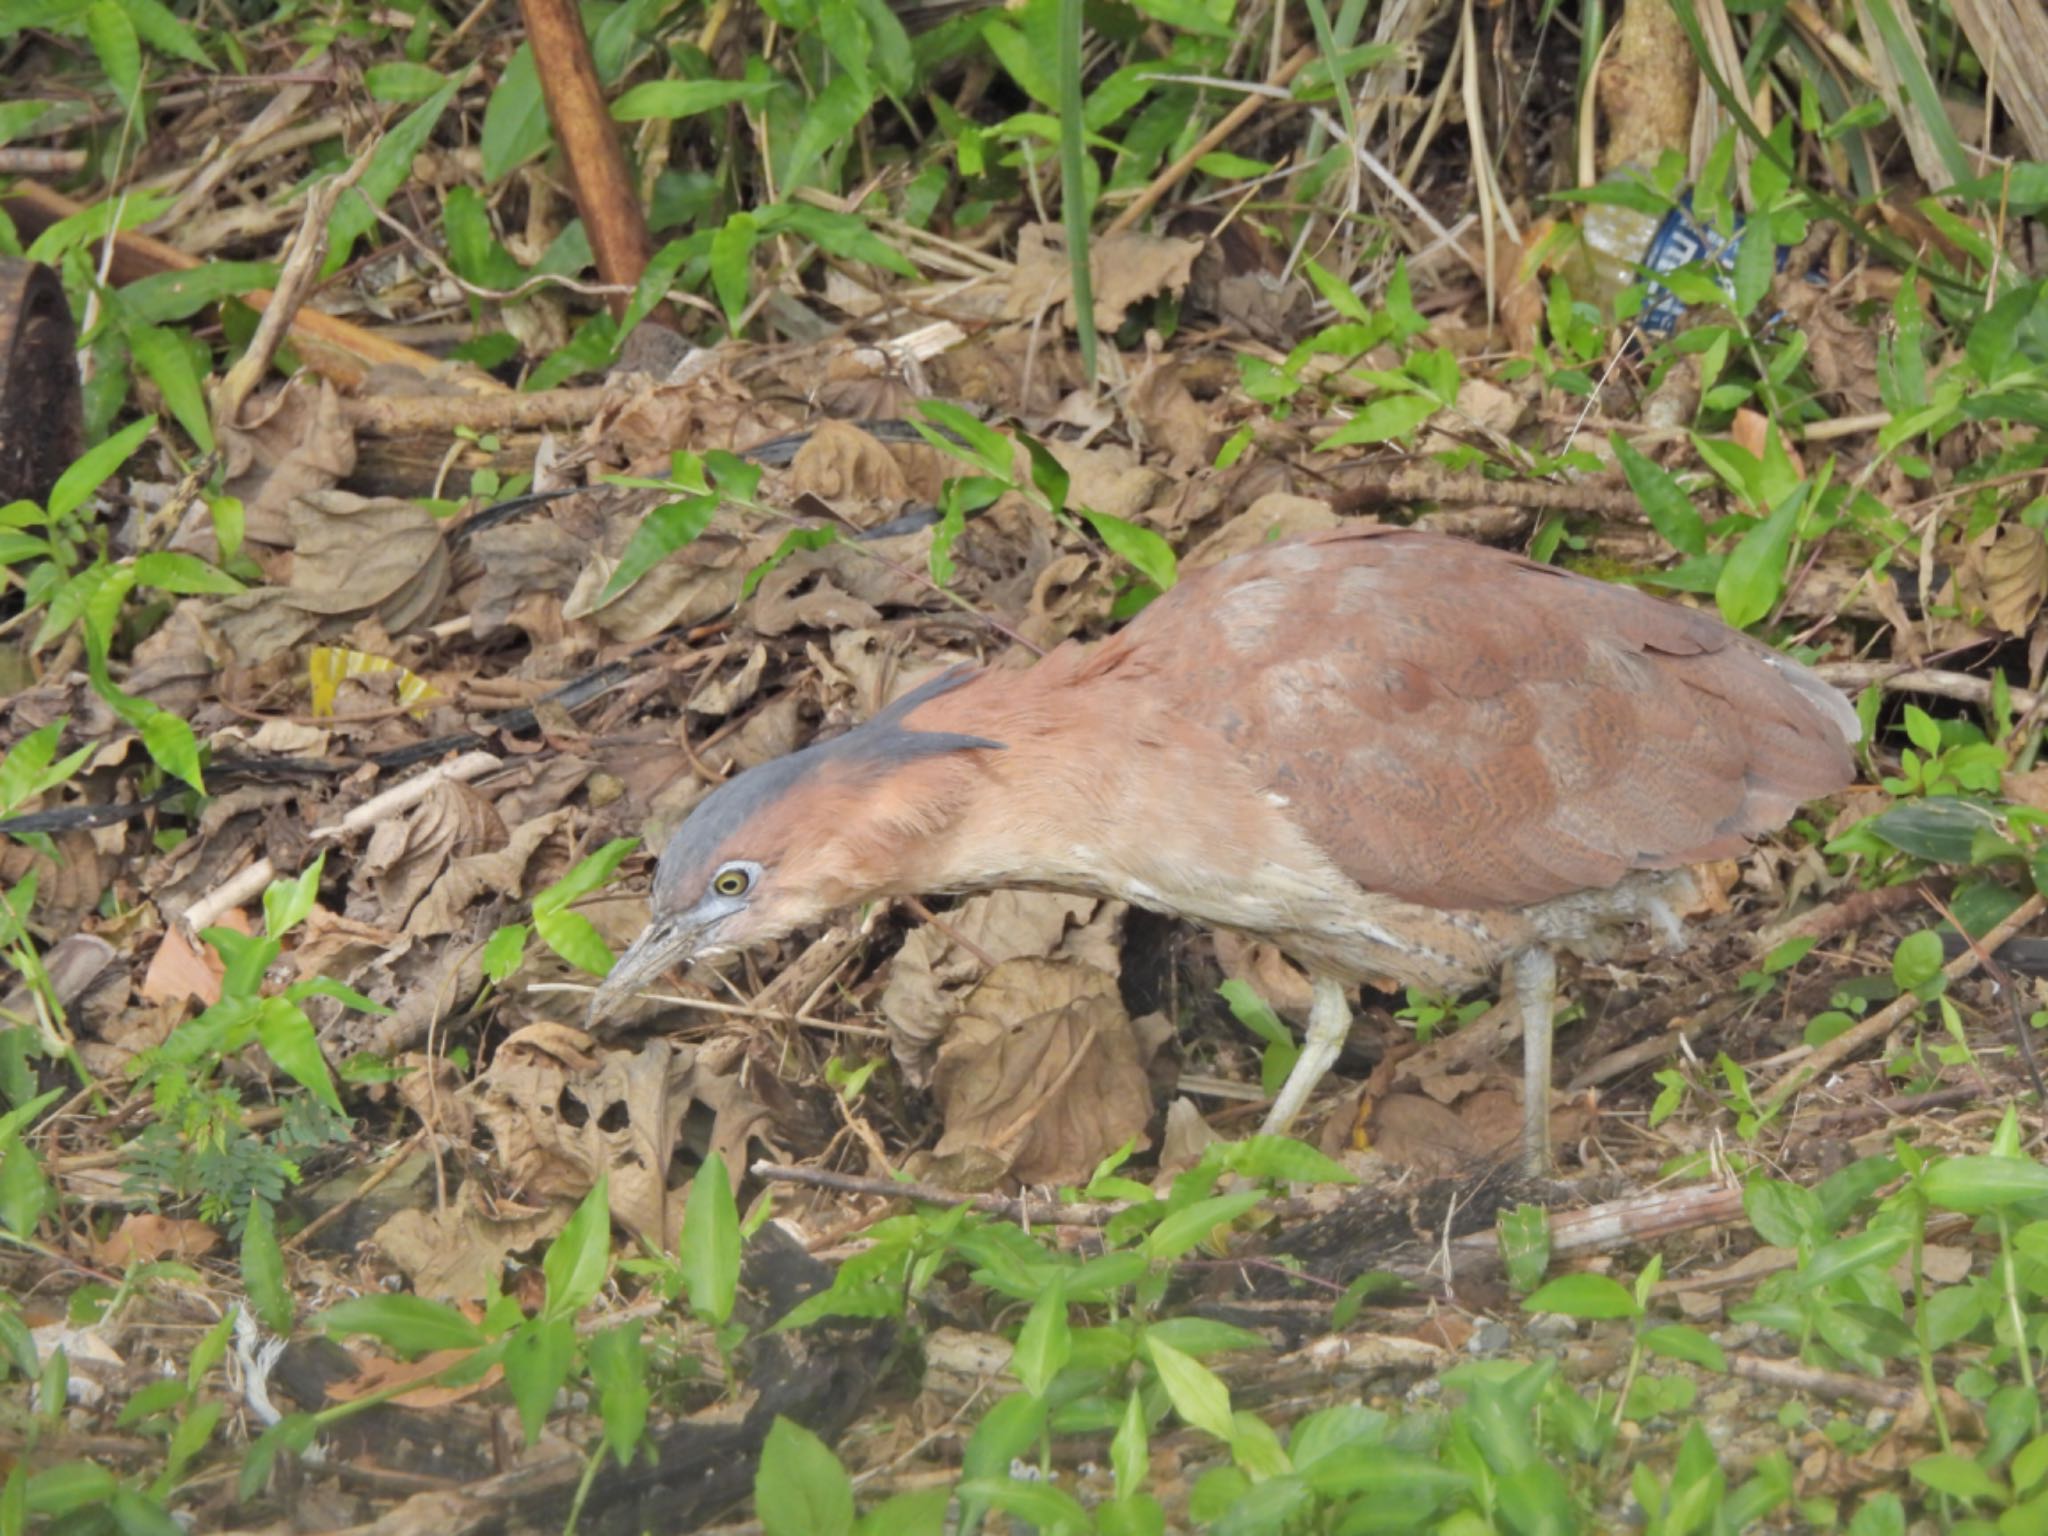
[590,523,1860,1172]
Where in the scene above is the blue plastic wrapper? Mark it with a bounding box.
[1634,196,1793,334]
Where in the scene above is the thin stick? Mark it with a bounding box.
[1106,46,1314,236]
[1760,893,2046,1115]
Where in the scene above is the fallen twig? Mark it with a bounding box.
[1759,892,2046,1116]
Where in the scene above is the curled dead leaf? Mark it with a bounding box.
[1981,524,2047,636]
[929,957,1158,1188]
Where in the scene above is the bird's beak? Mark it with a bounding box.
[586,910,711,1025]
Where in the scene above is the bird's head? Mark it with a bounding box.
[587,669,1002,1023]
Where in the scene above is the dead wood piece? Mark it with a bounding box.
[0,257,83,504]
[1750,882,1930,955]
[752,1158,1323,1227]
[176,751,504,931]
[348,430,545,500]
[1,182,507,397]
[1813,661,2046,720]
[1727,1351,1922,1411]
[1760,892,2046,1114]
[1324,462,1644,519]
[518,0,675,328]
[343,388,612,439]
[214,152,369,427]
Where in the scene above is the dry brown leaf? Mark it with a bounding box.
[354,779,509,931]
[1158,1096,1225,1173]
[471,1024,769,1249]
[785,419,913,504]
[882,890,1124,1083]
[929,957,1158,1188]
[91,1212,221,1266]
[1980,524,2048,635]
[205,491,450,657]
[202,375,357,551]
[323,1341,502,1408]
[405,807,577,938]
[140,921,231,1007]
[0,829,103,931]
[1127,358,1216,473]
[1212,933,1314,1022]
[372,1187,563,1303]
[689,643,770,717]
[1046,440,1175,524]
[1183,493,1343,569]
[1004,222,1202,335]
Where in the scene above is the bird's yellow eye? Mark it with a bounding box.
[712,868,751,898]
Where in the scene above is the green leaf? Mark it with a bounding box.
[852,1489,950,1536]
[481,44,550,181]
[757,1417,855,1536]
[315,1294,486,1354]
[1612,434,1706,556]
[121,263,278,324]
[1110,1389,1148,1499]
[1497,1202,1551,1293]
[263,853,324,939]
[603,495,719,600]
[251,999,343,1114]
[1798,1226,1912,1290]
[86,0,141,104]
[0,724,92,812]
[132,551,242,595]
[1855,0,1972,187]
[1921,1155,2048,1213]
[1022,434,1070,515]
[1523,1271,1640,1319]
[237,1414,318,1500]
[481,924,528,985]
[1217,980,1297,1095]
[535,908,616,977]
[0,1141,51,1237]
[118,0,207,67]
[956,1477,1093,1533]
[542,1175,612,1319]
[1322,392,1438,448]
[1146,1335,1235,1441]
[681,1154,739,1325]
[710,213,759,330]
[241,1196,293,1335]
[1891,929,1945,996]
[1715,482,1807,629]
[1012,1278,1071,1397]
[364,61,446,102]
[1082,509,1177,591]
[49,415,155,520]
[1641,1324,1726,1372]
[1908,1452,2007,1505]
[328,78,461,272]
[780,71,869,192]
[504,1314,576,1444]
[588,1322,650,1467]
[1860,798,2000,863]
[612,77,781,121]
[1202,1135,1357,1186]
[1731,214,1776,317]
[1144,1190,1261,1262]
[123,321,211,450]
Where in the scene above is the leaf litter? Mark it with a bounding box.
[1,6,2046,1530]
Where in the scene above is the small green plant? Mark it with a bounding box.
[123,855,369,1229]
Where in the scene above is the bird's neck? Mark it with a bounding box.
[894,653,1268,903]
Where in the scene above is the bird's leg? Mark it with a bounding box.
[1259,974,1351,1138]
[1511,947,1558,1174]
